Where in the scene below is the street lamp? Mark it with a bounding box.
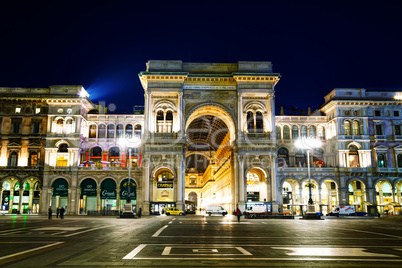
[120,135,141,218]
[295,136,322,219]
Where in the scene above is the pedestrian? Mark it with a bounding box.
[56,207,60,218]
[138,208,142,218]
[48,206,52,219]
[236,207,242,223]
[60,207,65,219]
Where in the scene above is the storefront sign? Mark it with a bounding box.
[101,179,116,199]
[157,182,173,188]
[53,178,69,197]
[120,179,136,199]
[81,179,97,197]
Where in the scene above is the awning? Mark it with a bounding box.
[378,202,401,207]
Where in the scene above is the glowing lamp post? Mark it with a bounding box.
[120,135,141,218]
[295,136,322,219]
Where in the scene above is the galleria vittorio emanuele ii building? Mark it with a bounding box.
[1,60,402,216]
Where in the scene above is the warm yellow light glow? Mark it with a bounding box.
[394,93,402,100]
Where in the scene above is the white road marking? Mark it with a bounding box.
[272,247,397,257]
[161,246,171,255]
[236,247,253,255]
[168,221,173,224]
[63,225,113,237]
[0,242,64,261]
[35,227,84,231]
[152,225,168,237]
[160,246,251,256]
[193,249,218,253]
[122,244,147,259]
[331,226,402,239]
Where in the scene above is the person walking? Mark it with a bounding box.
[138,208,142,218]
[235,207,242,223]
[60,207,65,219]
[48,207,52,219]
[56,207,60,218]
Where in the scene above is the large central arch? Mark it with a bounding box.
[184,102,237,212]
[185,102,236,143]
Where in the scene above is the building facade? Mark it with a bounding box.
[1,61,402,216]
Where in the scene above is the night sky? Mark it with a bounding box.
[1,1,401,114]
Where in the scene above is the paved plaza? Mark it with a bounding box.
[0,214,402,267]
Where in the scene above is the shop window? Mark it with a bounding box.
[344,121,351,135]
[309,125,316,138]
[126,148,139,167]
[116,124,124,138]
[283,126,290,140]
[15,107,21,114]
[375,124,383,135]
[125,124,133,138]
[98,124,106,138]
[292,125,299,139]
[8,152,18,166]
[397,154,402,168]
[301,125,307,137]
[29,152,38,167]
[276,126,281,140]
[107,124,115,138]
[348,145,359,167]
[377,153,387,168]
[255,112,263,133]
[89,125,97,138]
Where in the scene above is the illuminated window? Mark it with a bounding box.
[35,108,41,114]
[15,107,21,113]
[301,125,307,137]
[344,121,351,135]
[352,121,360,135]
[348,145,359,167]
[292,125,299,139]
[107,124,115,138]
[29,152,38,166]
[89,124,97,138]
[377,153,387,168]
[98,124,106,138]
[309,125,316,138]
[276,126,281,140]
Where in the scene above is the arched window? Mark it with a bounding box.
[89,125,97,138]
[283,126,290,140]
[166,111,173,132]
[98,124,106,138]
[65,119,73,134]
[276,126,281,140]
[90,147,102,163]
[301,125,307,137]
[247,112,254,133]
[397,154,402,168]
[58,144,68,153]
[318,126,325,140]
[8,151,18,166]
[348,145,359,167]
[56,119,64,134]
[157,171,174,181]
[344,121,351,135]
[29,152,38,167]
[277,147,289,167]
[313,148,324,167]
[116,124,124,138]
[295,149,306,167]
[156,111,164,133]
[107,124,115,138]
[292,126,299,139]
[255,112,263,133]
[108,147,120,161]
[309,125,316,138]
[134,124,142,137]
[377,153,386,168]
[353,121,360,135]
[125,124,133,138]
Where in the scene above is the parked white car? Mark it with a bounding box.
[205,205,227,216]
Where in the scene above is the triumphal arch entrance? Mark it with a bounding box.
[139,60,280,215]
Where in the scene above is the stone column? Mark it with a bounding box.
[238,155,245,203]
[19,189,23,213]
[116,188,120,212]
[175,155,184,210]
[96,188,101,211]
[9,189,14,213]
[142,156,150,215]
[0,187,3,211]
[29,189,34,213]
[76,189,81,214]
[231,151,238,211]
